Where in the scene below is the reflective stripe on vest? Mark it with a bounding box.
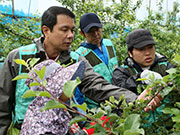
[14,44,37,124]
[70,51,79,62]
[76,39,118,83]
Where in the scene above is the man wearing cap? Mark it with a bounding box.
[112,29,175,131]
[112,29,175,94]
[75,13,118,108]
[76,13,118,83]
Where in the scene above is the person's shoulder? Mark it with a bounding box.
[155,52,176,68]
[77,54,86,61]
[7,47,19,57]
[3,47,20,63]
[76,45,86,51]
[75,45,89,56]
[70,51,87,61]
[113,57,134,73]
[155,52,167,60]
[102,38,113,44]
[7,43,37,59]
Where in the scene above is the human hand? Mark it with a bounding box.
[138,88,162,112]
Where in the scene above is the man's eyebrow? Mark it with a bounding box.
[60,25,75,29]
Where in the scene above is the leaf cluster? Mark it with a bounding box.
[13,54,180,134]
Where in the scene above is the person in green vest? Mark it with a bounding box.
[111,29,175,131]
[75,13,119,108]
[0,7,162,135]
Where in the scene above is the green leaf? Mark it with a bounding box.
[163,74,170,83]
[163,108,180,115]
[22,90,51,98]
[14,59,27,67]
[40,100,67,112]
[172,115,180,123]
[12,74,30,81]
[22,90,36,98]
[29,58,40,67]
[160,86,174,98]
[63,77,81,98]
[136,78,148,81]
[166,68,177,74]
[173,54,180,63]
[115,123,124,134]
[173,124,180,131]
[176,102,180,108]
[33,66,46,80]
[171,108,180,115]
[124,114,144,135]
[109,96,115,103]
[72,103,87,112]
[41,79,47,87]
[93,109,105,119]
[111,131,119,135]
[29,82,40,87]
[124,129,144,135]
[70,116,87,126]
[39,91,51,97]
[93,133,106,135]
[108,113,120,123]
[163,108,172,114]
[104,105,112,115]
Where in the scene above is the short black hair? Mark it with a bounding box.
[128,47,134,55]
[41,6,75,34]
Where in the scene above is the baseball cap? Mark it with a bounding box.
[126,29,157,49]
[80,13,102,33]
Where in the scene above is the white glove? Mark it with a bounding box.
[140,69,163,85]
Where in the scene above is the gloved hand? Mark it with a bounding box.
[140,69,162,85]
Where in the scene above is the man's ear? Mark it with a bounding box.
[42,25,50,38]
[128,50,133,57]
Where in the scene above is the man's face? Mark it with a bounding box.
[128,45,155,68]
[84,27,102,46]
[43,14,75,52]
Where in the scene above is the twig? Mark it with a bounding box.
[145,85,164,106]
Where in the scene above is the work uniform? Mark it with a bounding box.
[0,37,137,135]
[75,39,118,108]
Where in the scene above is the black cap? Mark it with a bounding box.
[80,13,102,33]
[126,29,157,49]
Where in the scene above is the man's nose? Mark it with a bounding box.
[67,30,74,38]
[144,49,151,55]
[94,30,99,36]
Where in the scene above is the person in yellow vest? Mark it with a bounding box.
[75,13,119,108]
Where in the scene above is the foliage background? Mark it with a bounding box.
[1,0,180,64]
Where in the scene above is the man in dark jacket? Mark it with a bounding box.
[112,29,174,93]
[112,29,175,131]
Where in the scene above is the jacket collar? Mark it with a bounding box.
[79,39,103,50]
[34,37,72,64]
